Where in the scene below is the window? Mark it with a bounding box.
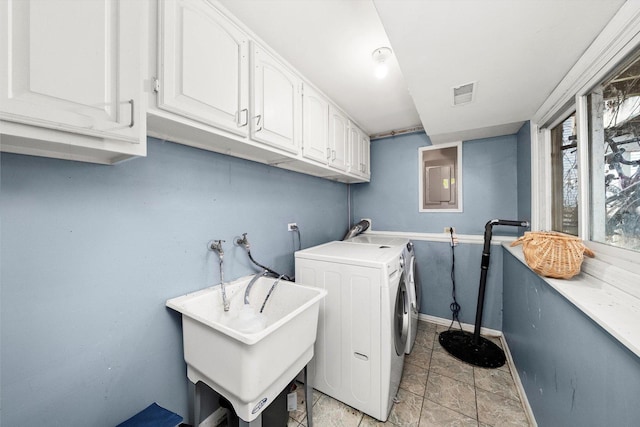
[588,53,640,251]
[529,2,640,337]
[531,3,640,278]
[551,112,578,235]
[418,142,462,212]
[541,49,640,256]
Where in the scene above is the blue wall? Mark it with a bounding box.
[414,240,503,330]
[351,132,518,330]
[351,132,519,235]
[0,138,348,426]
[516,121,532,224]
[503,251,640,426]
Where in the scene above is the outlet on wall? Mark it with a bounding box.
[444,227,456,234]
[288,223,298,231]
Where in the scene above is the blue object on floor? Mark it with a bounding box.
[116,402,183,427]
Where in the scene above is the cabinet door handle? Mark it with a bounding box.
[332,150,336,161]
[238,109,248,127]
[128,99,135,128]
[255,114,262,132]
[327,148,331,159]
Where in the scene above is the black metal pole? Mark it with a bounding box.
[439,218,529,368]
[473,219,529,344]
[473,221,493,344]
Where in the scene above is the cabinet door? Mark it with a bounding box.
[0,0,143,143]
[349,125,370,178]
[251,43,301,154]
[360,133,371,178]
[158,0,249,137]
[348,125,361,175]
[302,85,329,164]
[328,106,348,171]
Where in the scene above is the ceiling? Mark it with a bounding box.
[218,0,626,144]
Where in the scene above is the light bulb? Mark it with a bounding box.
[375,62,389,79]
[372,47,392,80]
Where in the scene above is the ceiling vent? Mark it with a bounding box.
[452,82,476,106]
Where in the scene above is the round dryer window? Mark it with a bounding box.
[394,272,410,356]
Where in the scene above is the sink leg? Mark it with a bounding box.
[239,413,262,426]
[304,364,313,427]
[193,381,201,427]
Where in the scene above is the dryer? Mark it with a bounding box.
[295,241,409,421]
[347,235,420,354]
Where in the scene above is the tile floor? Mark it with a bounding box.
[286,320,532,427]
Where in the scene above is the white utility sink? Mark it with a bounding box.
[167,274,326,423]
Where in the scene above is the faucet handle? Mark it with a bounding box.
[208,239,225,253]
[236,233,250,248]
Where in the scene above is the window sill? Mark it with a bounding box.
[504,243,640,359]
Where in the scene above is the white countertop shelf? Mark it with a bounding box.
[504,244,640,359]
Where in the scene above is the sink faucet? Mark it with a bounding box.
[236,233,250,249]
[208,240,229,311]
[210,239,224,257]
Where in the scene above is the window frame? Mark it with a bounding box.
[531,1,640,283]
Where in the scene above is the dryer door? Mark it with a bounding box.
[394,272,410,356]
[410,256,421,314]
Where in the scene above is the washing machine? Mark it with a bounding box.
[295,241,409,421]
[347,235,420,354]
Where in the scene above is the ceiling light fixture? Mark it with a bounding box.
[372,47,392,79]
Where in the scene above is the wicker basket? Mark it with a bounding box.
[510,231,595,279]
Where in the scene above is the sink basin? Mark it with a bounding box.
[166,274,326,422]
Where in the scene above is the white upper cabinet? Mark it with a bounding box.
[328,106,348,171]
[0,0,146,163]
[302,84,329,164]
[157,0,249,137]
[251,43,302,155]
[349,124,371,179]
[147,0,368,182]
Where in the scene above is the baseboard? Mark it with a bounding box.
[418,313,502,338]
[501,337,538,427]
